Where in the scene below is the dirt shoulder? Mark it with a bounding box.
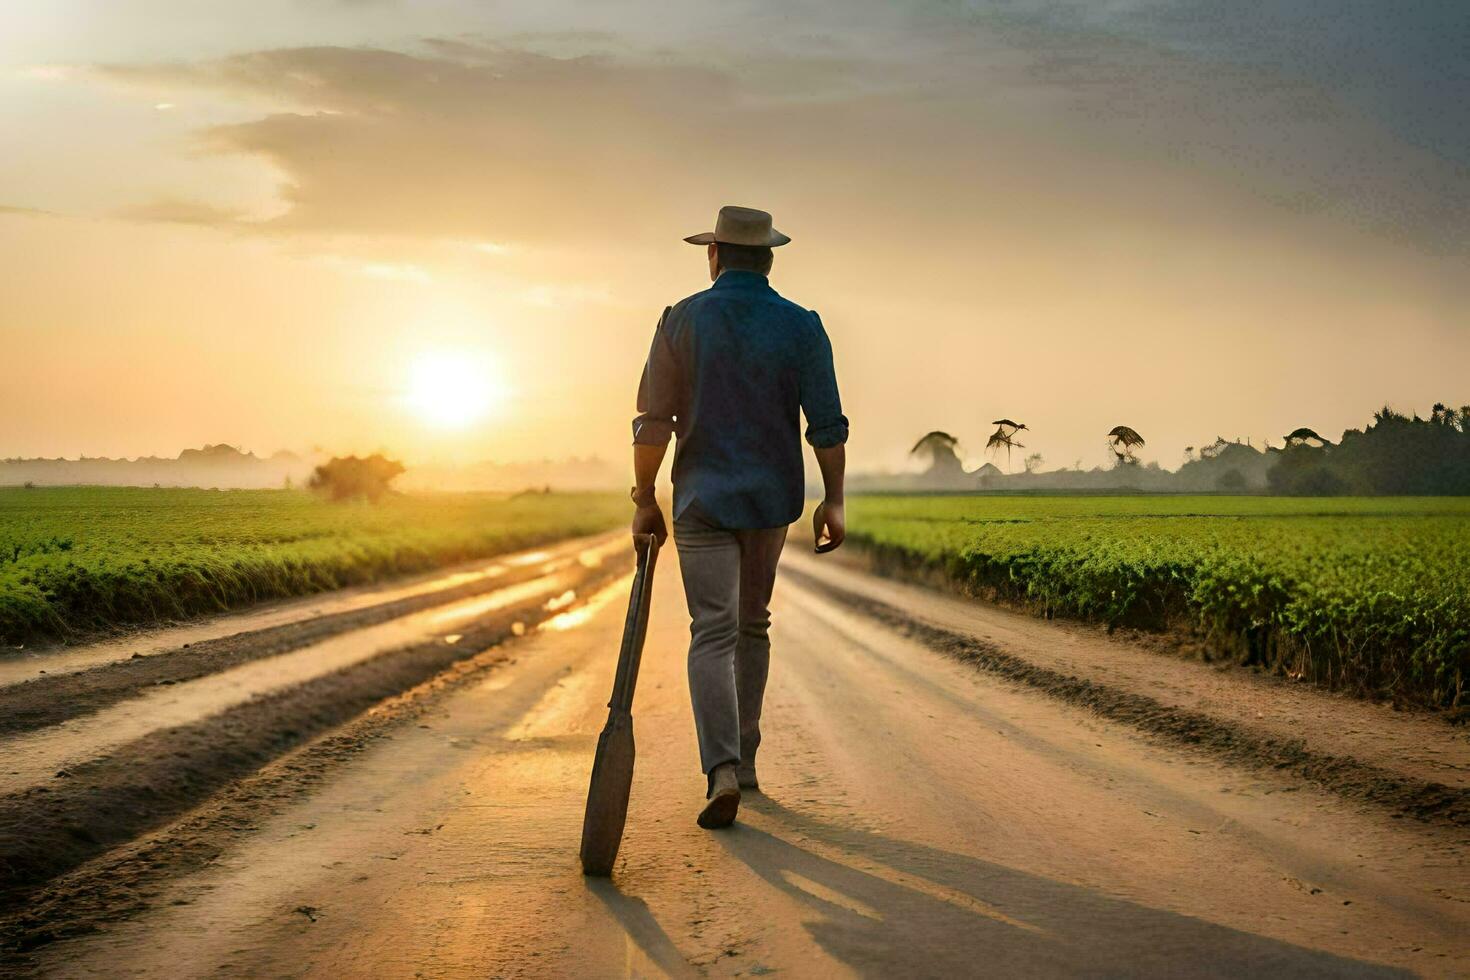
[783,550,1470,825]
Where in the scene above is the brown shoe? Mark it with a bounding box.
[736,763,759,791]
[698,763,741,829]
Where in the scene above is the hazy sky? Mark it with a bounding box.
[3,1,1467,472]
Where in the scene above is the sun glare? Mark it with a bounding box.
[405,351,503,429]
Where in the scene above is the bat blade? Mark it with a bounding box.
[579,711,635,876]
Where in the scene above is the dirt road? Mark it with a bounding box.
[3,537,1466,977]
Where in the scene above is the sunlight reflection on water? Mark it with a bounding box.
[540,573,633,632]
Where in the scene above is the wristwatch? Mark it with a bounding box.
[630,485,657,508]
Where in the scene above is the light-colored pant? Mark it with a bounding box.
[673,514,788,776]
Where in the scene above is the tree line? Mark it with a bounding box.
[1268,404,1470,495]
[905,403,1470,495]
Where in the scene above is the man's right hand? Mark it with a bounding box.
[813,499,845,554]
[631,503,668,547]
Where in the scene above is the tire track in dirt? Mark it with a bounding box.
[0,539,622,737]
[783,565,1470,829]
[0,558,630,911]
[0,642,516,963]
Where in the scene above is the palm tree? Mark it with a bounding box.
[910,431,964,475]
[986,419,1027,473]
[1107,425,1145,466]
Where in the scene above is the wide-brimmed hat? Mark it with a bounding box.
[684,205,790,247]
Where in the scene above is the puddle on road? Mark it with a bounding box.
[426,578,565,627]
[540,574,632,633]
[544,589,577,612]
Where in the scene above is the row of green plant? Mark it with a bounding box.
[0,487,626,645]
[845,495,1470,708]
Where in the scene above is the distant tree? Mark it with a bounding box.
[1283,427,1332,449]
[1198,437,1228,461]
[986,419,1028,473]
[910,431,964,475]
[22,481,34,490]
[308,453,406,502]
[1106,426,1146,466]
[1023,452,1045,474]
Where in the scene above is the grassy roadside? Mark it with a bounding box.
[843,494,1470,709]
[0,487,625,646]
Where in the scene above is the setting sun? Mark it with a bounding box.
[404,351,503,429]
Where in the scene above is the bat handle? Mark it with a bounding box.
[609,534,659,711]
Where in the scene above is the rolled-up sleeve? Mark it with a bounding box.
[799,311,849,448]
[632,306,679,446]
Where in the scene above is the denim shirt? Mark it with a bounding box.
[633,270,848,530]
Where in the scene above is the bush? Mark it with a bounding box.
[308,454,406,502]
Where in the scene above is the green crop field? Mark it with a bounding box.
[0,487,625,646]
[845,495,1470,708]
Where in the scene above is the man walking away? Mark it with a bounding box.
[630,205,848,829]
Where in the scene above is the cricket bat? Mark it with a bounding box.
[579,532,659,876]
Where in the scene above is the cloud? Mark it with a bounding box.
[0,205,56,217]
[87,23,1468,254]
[988,0,1470,169]
[16,65,77,81]
[95,46,760,244]
[115,198,251,226]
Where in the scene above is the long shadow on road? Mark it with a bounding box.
[714,796,1405,978]
[585,877,701,979]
